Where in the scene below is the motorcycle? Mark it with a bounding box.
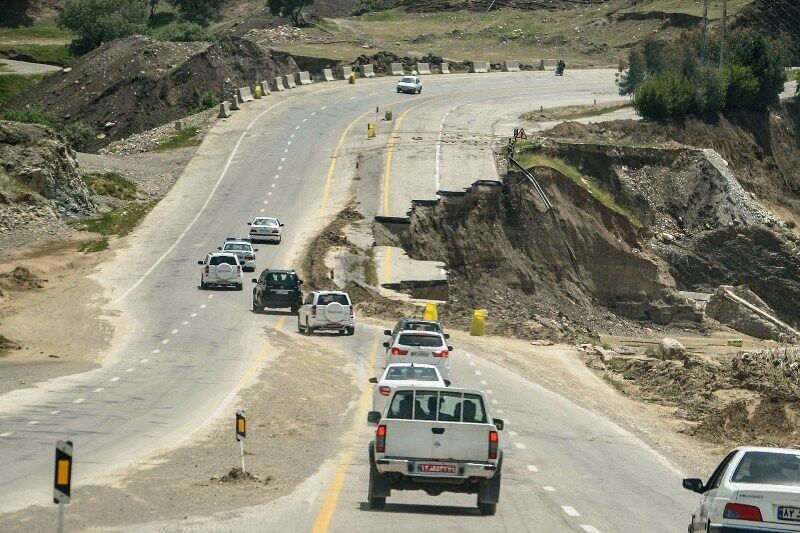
[555,60,565,76]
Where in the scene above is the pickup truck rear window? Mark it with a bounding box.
[386,390,487,423]
[209,256,237,266]
[398,334,443,347]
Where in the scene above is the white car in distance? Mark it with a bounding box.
[384,331,452,380]
[683,446,800,532]
[397,76,422,94]
[219,237,257,272]
[369,363,449,418]
[248,217,284,243]
[198,252,243,290]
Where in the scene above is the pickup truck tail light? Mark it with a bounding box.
[391,347,408,356]
[723,503,762,521]
[433,349,449,358]
[376,424,387,453]
[379,386,391,396]
[488,430,498,460]
[311,305,317,318]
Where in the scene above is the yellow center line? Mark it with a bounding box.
[311,334,379,533]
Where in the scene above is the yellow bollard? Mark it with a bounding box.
[423,302,438,321]
[349,73,356,84]
[367,122,376,139]
[470,309,486,336]
[254,85,262,99]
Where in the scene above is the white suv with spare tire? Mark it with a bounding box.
[297,290,355,336]
[198,252,243,290]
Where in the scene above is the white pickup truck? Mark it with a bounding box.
[366,386,504,515]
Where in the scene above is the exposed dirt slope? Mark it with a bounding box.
[400,0,606,13]
[393,177,697,341]
[8,35,298,145]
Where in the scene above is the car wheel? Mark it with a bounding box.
[236,283,243,291]
[306,320,314,335]
[290,306,299,315]
[277,236,282,244]
[396,88,401,93]
[369,495,386,510]
[252,298,261,313]
[477,501,496,516]
[200,278,208,290]
[297,318,304,333]
[346,326,355,336]
[418,87,422,94]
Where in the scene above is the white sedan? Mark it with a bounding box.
[368,363,448,417]
[248,217,283,243]
[219,238,257,271]
[396,76,421,94]
[683,446,800,532]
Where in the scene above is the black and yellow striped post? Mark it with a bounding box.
[54,440,73,533]
[235,410,246,473]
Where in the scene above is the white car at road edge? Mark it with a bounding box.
[297,290,355,335]
[369,363,449,418]
[683,446,800,532]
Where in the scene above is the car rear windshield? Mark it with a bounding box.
[731,451,800,486]
[317,293,349,305]
[254,218,278,226]
[386,390,487,423]
[398,333,443,347]
[266,272,297,287]
[224,243,250,251]
[401,77,415,83]
[210,256,237,266]
[385,366,439,382]
[402,321,442,333]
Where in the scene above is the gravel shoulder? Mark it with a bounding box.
[2,326,359,531]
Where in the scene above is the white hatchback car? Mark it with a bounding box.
[219,237,257,271]
[683,446,800,532]
[369,363,449,418]
[383,331,452,380]
[397,76,421,94]
[248,217,283,243]
[198,252,243,290]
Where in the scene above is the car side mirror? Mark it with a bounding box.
[682,478,705,493]
[252,278,258,283]
[382,342,389,348]
[444,333,450,339]
[254,249,259,252]
[368,377,377,383]
[447,345,453,351]
[280,223,285,227]
[493,418,504,431]
[217,246,222,250]
[444,380,451,387]
[197,260,203,265]
[367,411,381,424]
[247,222,251,225]
[383,330,392,336]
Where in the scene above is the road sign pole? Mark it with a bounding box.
[235,410,246,473]
[54,440,72,533]
[240,440,246,473]
[57,501,64,533]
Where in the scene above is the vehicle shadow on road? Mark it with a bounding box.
[252,309,295,316]
[357,502,481,516]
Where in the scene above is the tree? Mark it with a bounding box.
[167,0,225,26]
[618,49,645,96]
[267,0,313,26]
[59,0,148,55]
[722,63,760,108]
[728,30,788,108]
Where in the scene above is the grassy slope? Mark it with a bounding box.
[0,73,44,106]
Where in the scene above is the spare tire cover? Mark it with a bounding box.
[324,302,346,322]
[217,263,234,279]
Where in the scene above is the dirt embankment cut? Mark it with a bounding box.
[387,174,698,341]
[544,108,800,327]
[8,35,298,145]
[399,0,606,13]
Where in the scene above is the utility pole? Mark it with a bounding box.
[719,0,728,65]
[700,0,709,62]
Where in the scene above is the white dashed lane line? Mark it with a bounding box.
[508,430,518,437]
[50,410,60,415]
[514,442,526,449]
[527,464,539,472]
[294,125,300,130]
[321,106,326,110]
[496,409,504,414]
[274,174,279,180]
[271,183,276,188]
[284,148,288,153]
[190,312,197,317]
[0,432,11,437]
[580,526,601,533]
[281,157,286,162]
[260,208,265,213]
[480,380,488,385]
[287,140,292,145]
[278,166,282,170]
[474,370,482,376]
[290,134,295,138]
[263,200,269,204]
[485,390,493,394]
[562,506,581,517]
[543,486,556,492]
[181,321,188,325]
[27,420,38,425]
[491,399,499,404]
[171,329,179,335]
[200,304,206,309]
[140,358,148,363]
[93,388,104,393]
[302,118,308,122]
[73,398,84,404]
[208,295,214,299]
[110,377,119,382]
[268,191,272,195]
[152,349,160,354]
[468,361,476,367]
[125,368,135,373]
[162,339,169,344]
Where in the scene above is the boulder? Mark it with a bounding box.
[660,337,686,360]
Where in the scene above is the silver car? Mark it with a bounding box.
[396,76,421,94]
[383,331,451,380]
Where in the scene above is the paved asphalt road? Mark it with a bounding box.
[0,71,697,531]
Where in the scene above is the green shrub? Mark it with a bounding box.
[0,44,74,66]
[166,0,224,26]
[728,30,788,108]
[154,126,200,151]
[2,108,57,129]
[634,73,695,121]
[691,67,727,114]
[352,0,383,16]
[83,172,136,199]
[62,123,95,151]
[150,20,212,42]
[196,90,219,110]
[59,0,149,55]
[722,64,759,108]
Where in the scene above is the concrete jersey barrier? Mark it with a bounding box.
[273,76,285,91]
[416,62,431,75]
[503,60,520,72]
[471,61,489,73]
[283,74,296,89]
[229,93,241,110]
[360,64,375,78]
[297,71,312,85]
[390,63,404,76]
[237,86,254,102]
[341,66,353,79]
[259,80,271,95]
[440,62,450,74]
[218,101,231,118]
[322,68,335,81]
